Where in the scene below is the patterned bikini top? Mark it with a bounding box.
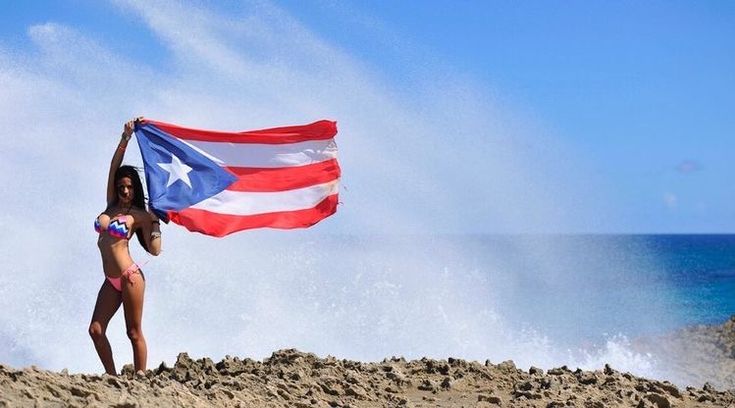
[94,215,131,240]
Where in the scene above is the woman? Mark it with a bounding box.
[89,118,162,375]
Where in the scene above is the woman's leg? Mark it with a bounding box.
[89,280,122,375]
[122,271,146,371]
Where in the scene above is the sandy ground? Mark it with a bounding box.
[2,317,735,407]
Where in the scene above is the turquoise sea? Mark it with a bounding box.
[463,234,735,342]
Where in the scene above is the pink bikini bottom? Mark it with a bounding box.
[106,263,141,292]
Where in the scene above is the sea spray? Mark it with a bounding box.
[139,234,674,374]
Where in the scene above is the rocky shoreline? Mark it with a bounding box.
[2,347,734,408]
[3,316,735,407]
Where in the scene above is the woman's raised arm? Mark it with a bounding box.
[106,119,139,205]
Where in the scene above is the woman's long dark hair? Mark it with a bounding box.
[113,165,150,253]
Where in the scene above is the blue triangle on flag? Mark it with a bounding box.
[134,123,237,220]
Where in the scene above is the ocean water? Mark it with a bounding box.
[461,234,735,341]
[645,235,735,325]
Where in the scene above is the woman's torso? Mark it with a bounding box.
[96,208,140,278]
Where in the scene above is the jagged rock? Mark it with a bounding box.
[655,382,681,399]
[643,393,671,408]
[417,379,437,392]
[516,381,533,391]
[155,361,170,375]
[1,347,734,407]
[577,371,597,385]
[496,360,517,373]
[547,367,567,375]
[345,384,368,400]
[120,364,135,377]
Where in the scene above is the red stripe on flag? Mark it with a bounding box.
[142,119,337,144]
[168,194,338,237]
[225,159,341,192]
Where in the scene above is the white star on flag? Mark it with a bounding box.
[158,154,193,188]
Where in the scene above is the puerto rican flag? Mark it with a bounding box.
[133,119,340,237]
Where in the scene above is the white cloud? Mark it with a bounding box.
[663,192,678,209]
[675,160,701,174]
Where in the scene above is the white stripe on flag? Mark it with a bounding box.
[190,180,339,215]
[184,139,338,168]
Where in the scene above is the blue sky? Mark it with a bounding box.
[1,0,734,233]
[303,1,735,233]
